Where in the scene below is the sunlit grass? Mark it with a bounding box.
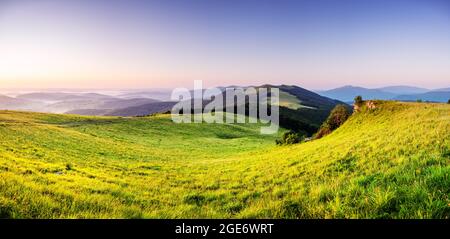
[0,101,449,218]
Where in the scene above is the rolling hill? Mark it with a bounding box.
[273,85,350,135]
[64,85,346,136]
[117,90,173,101]
[1,92,163,114]
[0,94,45,111]
[221,85,349,135]
[67,101,177,117]
[0,101,448,218]
[47,98,161,114]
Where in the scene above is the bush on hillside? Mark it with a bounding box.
[314,104,350,139]
[313,126,332,139]
[276,131,304,145]
[354,95,363,106]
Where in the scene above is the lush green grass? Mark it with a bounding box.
[0,101,449,218]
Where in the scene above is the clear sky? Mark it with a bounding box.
[0,0,449,90]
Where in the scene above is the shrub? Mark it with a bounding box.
[447,99,450,104]
[65,163,73,171]
[416,99,423,103]
[314,104,350,139]
[354,95,363,106]
[276,131,303,145]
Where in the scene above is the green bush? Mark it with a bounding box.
[314,104,350,139]
[354,95,363,106]
[276,131,303,145]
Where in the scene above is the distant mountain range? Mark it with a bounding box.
[47,98,161,114]
[318,86,396,103]
[375,86,429,95]
[0,95,44,110]
[16,92,116,103]
[69,85,348,135]
[318,85,450,103]
[1,85,447,135]
[435,87,450,92]
[67,101,177,116]
[0,85,348,136]
[116,90,173,101]
[0,92,164,114]
[393,91,450,102]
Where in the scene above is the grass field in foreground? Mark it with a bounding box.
[0,101,449,218]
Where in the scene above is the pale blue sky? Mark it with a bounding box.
[0,0,449,89]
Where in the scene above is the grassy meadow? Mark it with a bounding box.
[0,101,449,218]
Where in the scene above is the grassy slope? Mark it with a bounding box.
[0,112,281,218]
[0,102,449,218]
[278,91,302,110]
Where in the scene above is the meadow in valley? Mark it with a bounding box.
[0,101,449,218]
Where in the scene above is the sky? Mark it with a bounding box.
[0,0,449,90]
